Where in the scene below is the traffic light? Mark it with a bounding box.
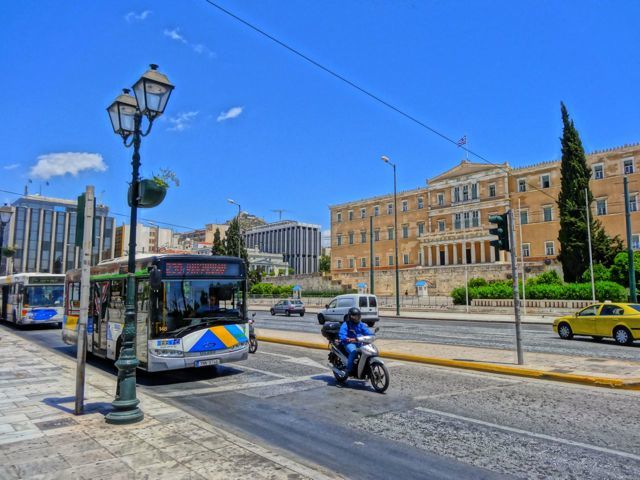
[489,213,510,251]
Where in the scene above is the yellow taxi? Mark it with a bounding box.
[553,302,640,345]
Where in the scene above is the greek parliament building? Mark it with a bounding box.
[0,195,115,275]
[244,220,322,274]
[329,143,640,295]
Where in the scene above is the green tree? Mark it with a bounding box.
[557,102,620,281]
[224,218,248,263]
[610,251,640,288]
[211,227,226,255]
[319,255,331,273]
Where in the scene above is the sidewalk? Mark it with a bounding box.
[0,328,337,480]
[257,327,640,389]
[250,305,555,324]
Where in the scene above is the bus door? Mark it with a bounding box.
[92,281,110,353]
[1,285,8,321]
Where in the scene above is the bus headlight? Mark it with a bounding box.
[150,348,184,358]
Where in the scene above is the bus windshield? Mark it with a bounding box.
[24,285,64,307]
[156,279,244,338]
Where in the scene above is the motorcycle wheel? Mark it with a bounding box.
[369,363,389,393]
[249,337,258,354]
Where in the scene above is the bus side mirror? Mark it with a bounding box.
[149,266,162,290]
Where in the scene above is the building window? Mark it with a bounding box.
[463,211,471,229]
[522,243,530,257]
[348,232,354,244]
[374,206,380,216]
[361,231,367,243]
[624,158,635,174]
[336,259,342,269]
[403,254,409,265]
[541,174,551,189]
[402,200,408,212]
[374,230,380,241]
[488,184,496,197]
[402,225,409,238]
[336,212,342,223]
[387,203,393,215]
[453,187,460,203]
[518,179,526,192]
[388,255,394,266]
[438,220,445,232]
[360,208,366,218]
[349,258,355,269]
[593,163,604,180]
[336,234,342,246]
[437,193,444,206]
[520,210,529,225]
[596,199,607,216]
[472,211,480,228]
[630,194,638,213]
[387,227,394,240]
[417,197,424,209]
[418,222,425,236]
[360,258,366,268]
[375,256,380,267]
[545,241,555,256]
[543,206,553,222]
[471,183,478,200]
[632,235,640,250]
[348,210,353,221]
[462,185,469,201]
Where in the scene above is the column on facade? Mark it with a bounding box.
[443,243,449,265]
[489,244,496,263]
[480,240,486,263]
[470,241,476,264]
[452,241,458,265]
[427,245,433,266]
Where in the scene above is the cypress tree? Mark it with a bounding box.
[557,102,621,281]
[224,218,248,263]
[211,228,226,255]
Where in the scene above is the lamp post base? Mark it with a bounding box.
[105,407,144,425]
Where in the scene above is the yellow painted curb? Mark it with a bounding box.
[256,335,640,391]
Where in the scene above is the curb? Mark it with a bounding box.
[249,306,553,325]
[256,335,640,391]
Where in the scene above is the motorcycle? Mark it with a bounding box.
[248,313,258,354]
[321,321,390,393]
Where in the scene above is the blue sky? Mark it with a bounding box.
[2,1,639,236]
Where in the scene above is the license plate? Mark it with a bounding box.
[195,359,220,367]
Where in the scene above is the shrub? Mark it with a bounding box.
[467,277,488,288]
[594,281,627,302]
[527,270,563,287]
[581,264,611,283]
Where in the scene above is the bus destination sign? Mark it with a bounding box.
[164,262,240,277]
[30,277,64,285]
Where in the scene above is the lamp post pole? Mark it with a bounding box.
[382,156,400,316]
[227,199,242,258]
[0,205,14,276]
[105,65,174,425]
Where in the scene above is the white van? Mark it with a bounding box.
[317,294,379,327]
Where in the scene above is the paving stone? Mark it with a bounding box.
[134,460,207,480]
[121,449,175,470]
[60,447,115,467]
[12,453,70,477]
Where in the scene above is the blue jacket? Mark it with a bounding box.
[338,321,371,344]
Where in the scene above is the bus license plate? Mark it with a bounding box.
[195,359,220,367]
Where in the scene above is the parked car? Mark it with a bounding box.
[270,299,305,317]
[553,302,640,345]
[317,294,379,328]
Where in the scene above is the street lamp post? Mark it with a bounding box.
[105,64,174,425]
[0,205,13,276]
[381,156,400,316]
[227,199,241,258]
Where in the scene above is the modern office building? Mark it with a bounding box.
[0,195,115,275]
[113,224,175,257]
[244,220,322,274]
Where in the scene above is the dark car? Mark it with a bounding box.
[270,299,305,317]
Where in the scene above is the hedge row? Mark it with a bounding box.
[452,281,627,305]
[249,283,294,295]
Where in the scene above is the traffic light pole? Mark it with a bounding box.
[507,210,524,365]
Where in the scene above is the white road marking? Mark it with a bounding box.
[156,374,323,398]
[415,406,640,461]
[235,363,288,379]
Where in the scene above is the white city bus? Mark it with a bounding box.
[0,273,65,326]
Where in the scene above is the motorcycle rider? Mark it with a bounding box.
[338,307,372,375]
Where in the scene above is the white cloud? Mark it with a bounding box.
[29,153,107,180]
[3,163,19,170]
[217,107,243,122]
[125,10,152,22]
[163,27,214,57]
[167,111,199,132]
[163,28,188,44]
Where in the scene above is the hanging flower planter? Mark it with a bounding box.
[128,179,167,208]
[1,246,16,257]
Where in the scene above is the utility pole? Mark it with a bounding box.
[517,199,527,315]
[507,210,524,365]
[584,188,596,302]
[369,216,375,294]
[75,185,94,415]
[624,177,637,302]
